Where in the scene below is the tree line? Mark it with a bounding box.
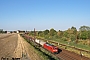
[0,29,7,33]
[28,25,90,45]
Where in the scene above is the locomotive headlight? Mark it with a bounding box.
[53,50,57,51]
[55,50,57,51]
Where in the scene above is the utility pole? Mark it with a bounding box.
[34,28,36,39]
[34,28,36,43]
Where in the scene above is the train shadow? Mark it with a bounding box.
[58,49,62,54]
[34,46,57,60]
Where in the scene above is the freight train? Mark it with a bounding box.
[21,34,59,54]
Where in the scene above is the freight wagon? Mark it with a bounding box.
[22,34,59,54]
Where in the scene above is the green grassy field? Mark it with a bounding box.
[52,39,90,51]
[36,36,90,51]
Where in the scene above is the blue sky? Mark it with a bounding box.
[0,0,90,31]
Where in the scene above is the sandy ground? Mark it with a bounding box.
[13,34,41,60]
[0,34,18,59]
[0,34,41,60]
[13,34,30,60]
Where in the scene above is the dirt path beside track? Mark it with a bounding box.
[13,34,30,60]
[13,34,41,60]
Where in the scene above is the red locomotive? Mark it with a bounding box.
[43,43,58,53]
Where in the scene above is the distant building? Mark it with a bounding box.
[7,31,10,34]
[17,30,19,33]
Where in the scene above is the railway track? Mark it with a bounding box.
[36,39,90,60]
[55,48,90,60]
[22,34,90,60]
[56,50,78,60]
[37,38,90,60]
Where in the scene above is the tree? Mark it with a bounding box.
[66,27,78,43]
[49,28,56,36]
[71,26,77,43]
[79,26,90,40]
[0,29,3,33]
[57,30,63,38]
[63,31,69,38]
[38,31,43,36]
[71,26,77,35]
[88,31,90,45]
[44,29,49,35]
[43,29,49,39]
[79,26,90,31]
[80,31,88,40]
[70,34,76,41]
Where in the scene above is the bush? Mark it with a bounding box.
[70,34,76,41]
[44,35,49,39]
[61,37,67,41]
